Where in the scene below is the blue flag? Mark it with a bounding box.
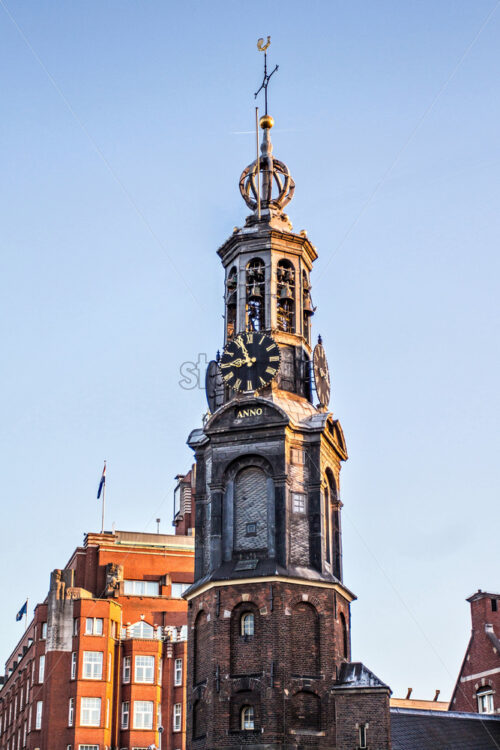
[16,600,27,622]
[97,461,106,499]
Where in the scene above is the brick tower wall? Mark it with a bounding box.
[186,579,351,749]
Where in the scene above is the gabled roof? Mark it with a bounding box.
[391,708,500,750]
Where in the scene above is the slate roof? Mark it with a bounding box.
[391,708,500,750]
[334,661,390,690]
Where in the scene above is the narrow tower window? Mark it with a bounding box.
[241,705,254,730]
[276,260,295,332]
[246,259,265,331]
[359,723,368,748]
[240,612,255,637]
[226,266,237,340]
[302,270,314,343]
[340,612,348,659]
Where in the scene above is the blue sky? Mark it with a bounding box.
[1,0,499,699]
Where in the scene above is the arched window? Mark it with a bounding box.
[234,467,267,552]
[240,612,255,637]
[302,270,314,343]
[241,705,254,730]
[194,611,209,684]
[193,699,206,739]
[226,266,237,341]
[340,612,348,659]
[291,690,321,731]
[291,602,320,675]
[325,469,342,580]
[230,603,261,675]
[128,621,154,639]
[323,481,331,565]
[246,259,265,331]
[277,260,295,333]
[477,686,494,714]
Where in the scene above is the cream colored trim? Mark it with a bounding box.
[99,546,194,557]
[185,575,355,602]
[460,667,500,683]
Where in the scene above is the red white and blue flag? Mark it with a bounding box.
[16,600,27,622]
[97,461,106,499]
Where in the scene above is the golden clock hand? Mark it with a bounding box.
[220,358,247,368]
[236,338,256,366]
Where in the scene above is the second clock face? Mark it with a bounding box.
[220,331,280,392]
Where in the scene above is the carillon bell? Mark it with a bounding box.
[226,290,237,305]
[280,282,293,300]
[249,283,262,299]
[303,294,315,315]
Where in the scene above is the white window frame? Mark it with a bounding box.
[82,652,103,680]
[292,492,307,514]
[71,652,77,680]
[477,687,494,714]
[40,623,47,640]
[85,618,103,636]
[35,701,43,730]
[174,658,182,686]
[171,582,189,598]
[123,580,159,596]
[133,700,153,730]
[241,612,255,636]
[123,656,131,683]
[134,655,155,684]
[173,702,182,732]
[80,697,101,727]
[73,619,79,636]
[121,701,129,730]
[128,621,154,639]
[78,746,99,750]
[107,652,112,682]
[68,698,74,727]
[38,655,45,683]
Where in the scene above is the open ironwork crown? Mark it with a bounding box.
[239,116,295,217]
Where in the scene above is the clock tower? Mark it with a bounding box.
[185,48,391,750]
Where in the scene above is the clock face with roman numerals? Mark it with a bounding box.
[219,331,280,392]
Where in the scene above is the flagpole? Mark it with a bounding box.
[101,476,106,534]
[25,598,28,632]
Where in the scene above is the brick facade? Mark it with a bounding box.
[450,590,500,715]
[0,529,194,750]
[186,580,354,749]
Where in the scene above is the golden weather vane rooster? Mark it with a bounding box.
[257,36,271,52]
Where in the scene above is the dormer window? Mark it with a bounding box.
[277,260,295,333]
[246,259,265,331]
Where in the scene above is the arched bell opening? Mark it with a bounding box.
[226,265,238,341]
[246,258,265,331]
[277,259,295,333]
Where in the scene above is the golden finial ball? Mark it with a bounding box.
[260,114,274,129]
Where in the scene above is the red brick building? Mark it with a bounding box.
[0,528,194,750]
[450,590,500,715]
